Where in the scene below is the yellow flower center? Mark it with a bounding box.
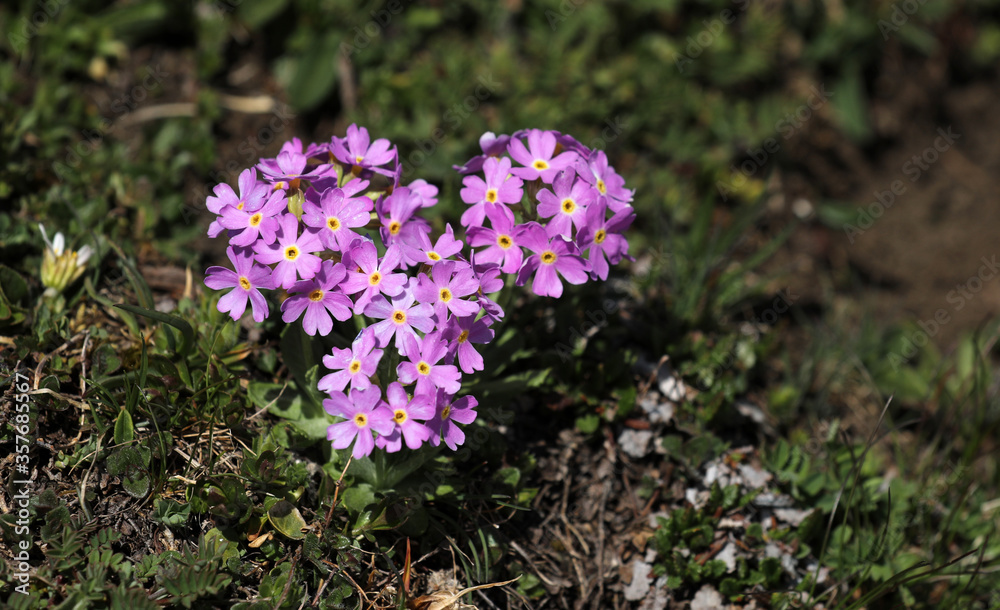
[237,201,245,211]
[284,245,299,261]
[393,409,408,424]
[388,220,401,235]
[439,288,453,302]
[308,289,324,302]
[238,276,251,290]
[355,155,364,164]
[353,413,367,427]
[327,216,341,231]
[349,360,362,373]
[497,234,512,249]
[561,199,576,214]
[368,271,382,286]
[541,250,557,265]
[441,405,452,420]
[249,213,262,227]
[485,188,498,203]
[533,159,549,171]
[392,310,407,324]
[594,229,607,244]
[417,361,431,375]
[457,330,469,343]
[427,251,441,261]
[596,179,607,194]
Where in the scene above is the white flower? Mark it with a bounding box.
[38,224,92,297]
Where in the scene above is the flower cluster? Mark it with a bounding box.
[203,126,634,458]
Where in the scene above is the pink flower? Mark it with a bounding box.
[204,246,274,322]
[217,189,288,247]
[441,314,494,374]
[515,223,589,298]
[412,260,481,324]
[324,386,395,459]
[340,240,409,313]
[301,186,374,252]
[330,124,397,177]
[319,328,383,393]
[466,204,527,274]
[374,382,434,452]
[206,168,271,238]
[460,157,522,228]
[536,169,596,239]
[397,332,462,395]
[576,198,635,280]
[281,260,354,336]
[428,390,478,450]
[507,129,579,183]
[363,286,436,351]
[253,214,323,289]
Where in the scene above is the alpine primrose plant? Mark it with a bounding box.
[203,126,635,458]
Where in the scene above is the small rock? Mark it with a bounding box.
[639,395,674,424]
[716,541,738,573]
[618,429,654,459]
[774,508,813,527]
[624,559,653,601]
[657,363,686,402]
[753,492,795,507]
[738,463,772,489]
[690,584,724,610]
[637,577,669,610]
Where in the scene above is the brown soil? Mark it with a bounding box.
[775,56,1000,349]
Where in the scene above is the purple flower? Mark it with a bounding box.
[206,168,271,238]
[253,214,323,289]
[256,149,331,187]
[324,386,395,459]
[466,204,526,274]
[363,287,436,351]
[281,260,354,336]
[340,240,408,313]
[442,314,494,374]
[453,132,512,175]
[515,223,589,298]
[413,260,481,323]
[407,179,439,208]
[401,223,463,268]
[536,169,596,239]
[397,332,462,395]
[330,124,397,177]
[459,156,522,228]
[377,186,423,246]
[429,390,478,450]
[507,129,579,183]
[576,150,634,211]
[319,328,383,393]
[301,186,373,252]
[468,254,505,321]
[204,246,274,322]
[375,382,434,452]
[576,199,635,280]
[217,189,287,247]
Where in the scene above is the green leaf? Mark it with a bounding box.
[247,380,331,443]
[114,408,134,445]
[286,30,340,111]
[267,500,307,540]
[575,414,600,434]
[115,303,195,358]
[106,447,150,498]
[239,0,290,29]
